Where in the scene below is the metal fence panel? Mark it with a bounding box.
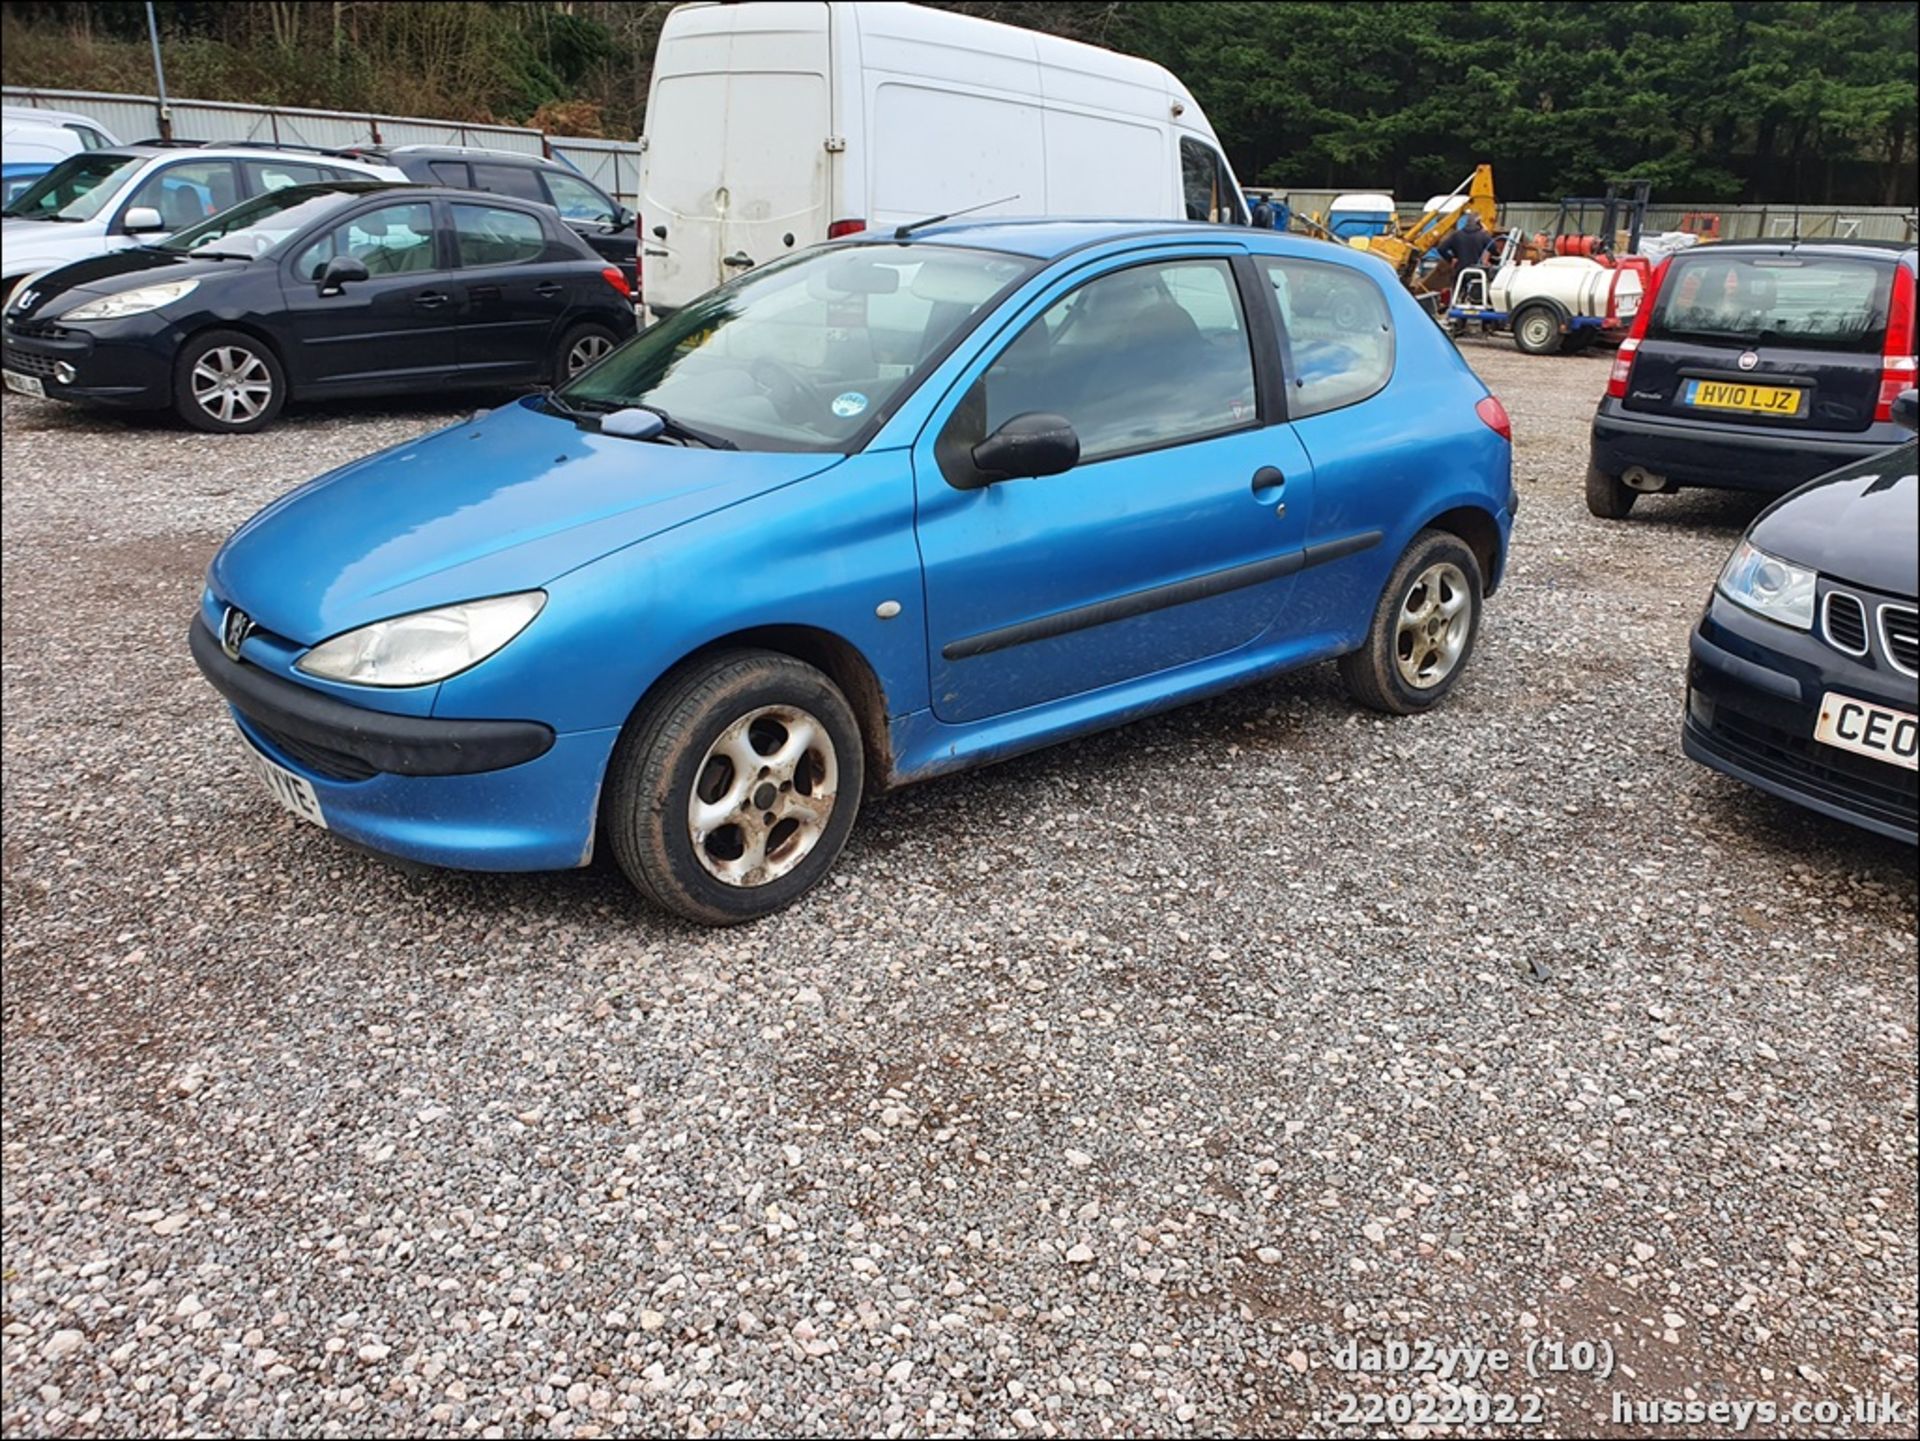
[1,88,156,145]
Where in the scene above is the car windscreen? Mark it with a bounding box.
[160,186,363,257]
[559,243,1037,452]
[1,151,143,221]
[1649,253,1895,353]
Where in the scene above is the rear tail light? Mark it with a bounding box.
[1875,264,1915,422]
[827,218,867,239]
[1475,394,1512,442]
[1607,255,1671,399]
[600,266,632,300]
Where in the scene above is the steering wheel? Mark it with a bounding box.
[748,357,820,424]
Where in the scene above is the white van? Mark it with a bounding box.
[636,0,1247,318]
[2,106,119,205]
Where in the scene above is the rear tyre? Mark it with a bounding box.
[1512,304,1563,356]
[1584,463,1637,519]
[556,321,620,384]
[1339,530,1484,716]
[174,329,285,434]
[603,650,865,925]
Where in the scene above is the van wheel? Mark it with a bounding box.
[175,329,285,433]
[603,650,865,925]
[1585,463,1637,519]
[1512,305,1563,356]
[557,322,620,383]
[1338,530,1483,715]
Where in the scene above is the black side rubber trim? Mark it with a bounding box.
[1687,627,1803,703]
[189,618,554,777]
[942,529,1382,662]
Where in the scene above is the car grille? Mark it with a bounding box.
[1695,705,1918,834]
[1822,592,1870,655]
[3,347,56,378]
[1883,605,1918,678]
[247,718,378,783]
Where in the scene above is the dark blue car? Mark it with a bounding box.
[191,220,1516,923]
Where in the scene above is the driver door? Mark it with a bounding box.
[278,198,464,391]
[912,248,1317,726]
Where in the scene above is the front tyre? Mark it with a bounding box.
[175,329,286,433]
[1339,530,1484,715]
[604,650,865,925]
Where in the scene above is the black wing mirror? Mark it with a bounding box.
[967,412,1080,486]
[318,255,370,295]
[1894,387,1918,433]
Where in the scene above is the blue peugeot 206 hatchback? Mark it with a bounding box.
[192,220,1516,924]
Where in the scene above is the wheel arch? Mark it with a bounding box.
[1421,504,1508,595]
[178,318,293,394]
[629,623,896,788]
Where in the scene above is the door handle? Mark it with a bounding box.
[412,291,450,310]
[533,281,563,297]
[722,251,756,269]
[1251,466,1286,494]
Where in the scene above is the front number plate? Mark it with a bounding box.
[3,370,46,399]
[1684,379,1804,416]
[1814,692,1919,771]
[240,734,330,828]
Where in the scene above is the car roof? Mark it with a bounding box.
[1675,238,1917,262]
[843,216,1346,260]
[365,144,561,165]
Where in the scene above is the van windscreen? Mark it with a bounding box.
[1649,254,1894,353]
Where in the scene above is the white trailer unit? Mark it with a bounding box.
[636,0,1247,318]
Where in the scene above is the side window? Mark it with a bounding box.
[1179,138,1245,225]
[958,257,1258,467]
[451,202,547,267]
[292,201,438,280]
[1258,257,1394,418]
[124,160,239,230]
[427,159,471,188]
[469,162,546,203]
[69,124,107,151]
[243,159,331,193]
[543,170,617,226]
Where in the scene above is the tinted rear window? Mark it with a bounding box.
[1650,253,1894,352]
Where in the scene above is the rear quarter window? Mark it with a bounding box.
[1653,254,1894,352]
[1257,256,1395,418]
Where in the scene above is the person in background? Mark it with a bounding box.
[1436,212,1495,271]
[1249,194,1276,229]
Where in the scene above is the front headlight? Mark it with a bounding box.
[64,279,200,322]
[1717,539,1816,630]
[295,591,546,687]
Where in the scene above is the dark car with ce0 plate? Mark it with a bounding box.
[1,181,635,433]
[1684,388,1918,843]
[1588,241,1916,518]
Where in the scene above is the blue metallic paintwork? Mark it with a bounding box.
[203,221,1512,872]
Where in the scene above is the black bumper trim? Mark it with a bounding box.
[1688,628,1803,702]
[190,618,554,777]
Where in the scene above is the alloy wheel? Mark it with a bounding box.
[190,346,274,425]
[686,704,840,887]
[1395,561,1472,688]
[567,333,614,376]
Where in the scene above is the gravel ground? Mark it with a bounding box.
[2,350,1914,1440]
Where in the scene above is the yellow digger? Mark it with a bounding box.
[1345,163,1497,307]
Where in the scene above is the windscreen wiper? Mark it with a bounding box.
[635,404,737,451]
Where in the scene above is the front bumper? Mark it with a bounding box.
[1683,592,1918,843]
[2,314,173,407]
[190,617,617,871]
[1591,398,1905,495]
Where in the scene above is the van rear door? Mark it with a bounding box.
[640,1,833,316]
[1624,249,1898,434]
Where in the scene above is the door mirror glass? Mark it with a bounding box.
[969,412,1079,485]
[319,255,370,294]
[122,205,165,233]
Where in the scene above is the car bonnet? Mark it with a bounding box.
[209,397,848,644]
